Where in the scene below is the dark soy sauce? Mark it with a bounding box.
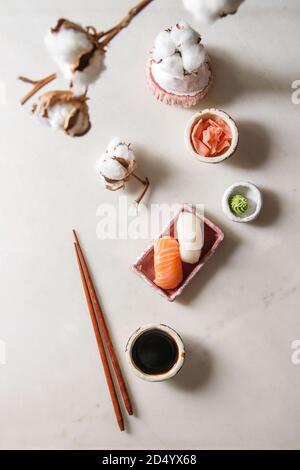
[132,329,179,375]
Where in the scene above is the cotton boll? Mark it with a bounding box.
[150,21,211,97]
[105,139,134,161]
[182,0,214,23]
[183,0,245,24]
[181,44,205,73]
[45,27,92,68]
[32,90,91,137]
[211,0,245,16]
[170,21,200,48]
[45,18,105,90]
[152,31,176,62]
[177,28,200,48]
[113,143,135,161]
[98,139,137,191]
[161,54,184,79]
[106,137,123,156]
[106,137,122,156]
[113,142,130,159]
[169,21,189,43]
[98,154,128,181]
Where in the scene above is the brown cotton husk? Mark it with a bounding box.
[112,156,137,179]
[19,0,154,138]
[103,178,126,191]
[33,90,91,137]
[73,45,105,75]
[101,156,137,191]
[50,18,99,47]
[64,105,91,137]
[51,18,87,35]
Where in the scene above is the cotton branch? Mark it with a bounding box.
[18,0,154,106]
[18,73,57,105]
[100,0,154,46]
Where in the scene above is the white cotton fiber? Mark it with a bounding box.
[181,43,205,73]
[153,31,176,62]
[106,138,134,161]
[98,154,128,181]
[71,50,105,92]
[47,102,73,130]
[45,21,105,91]
[113,143,135,161]
[33,90,91,137]
[182,0,212,23]
[182,0,245,24]
[170,21,200,48]
[151,22,206,82]
[160,54,184,79]
[106,137,123,156]
[45,28,92,68]
[98,139,136,181]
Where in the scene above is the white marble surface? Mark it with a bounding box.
[0,0,300,450]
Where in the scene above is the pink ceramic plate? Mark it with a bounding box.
[131,205,224,301]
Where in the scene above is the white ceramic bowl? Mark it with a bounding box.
[222,182,262,223]
[185,108,239,163]
[125,324,185,382]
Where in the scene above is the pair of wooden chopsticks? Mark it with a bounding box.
[73,230,132,431]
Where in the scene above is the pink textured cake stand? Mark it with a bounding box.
[146,58,213,108]
[131,205,224,301]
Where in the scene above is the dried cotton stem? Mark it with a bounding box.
[114,158,150,205]
[18,0,154,114]
[100,0,153,46]
[19,73,57,105]
[134,176,150,206]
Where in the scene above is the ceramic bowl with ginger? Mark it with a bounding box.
[185,108,239,163]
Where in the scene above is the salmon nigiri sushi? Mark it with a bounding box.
[154,236,183,290]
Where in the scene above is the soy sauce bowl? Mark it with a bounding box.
[125,324,185,382]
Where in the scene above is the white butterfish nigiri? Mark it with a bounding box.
[177,211,203,264]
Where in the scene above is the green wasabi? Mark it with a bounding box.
[229,194,248,216]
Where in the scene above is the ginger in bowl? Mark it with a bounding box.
[185,108,239,163]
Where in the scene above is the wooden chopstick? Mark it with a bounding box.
[74,242,124,432]
[73,230,133,416]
